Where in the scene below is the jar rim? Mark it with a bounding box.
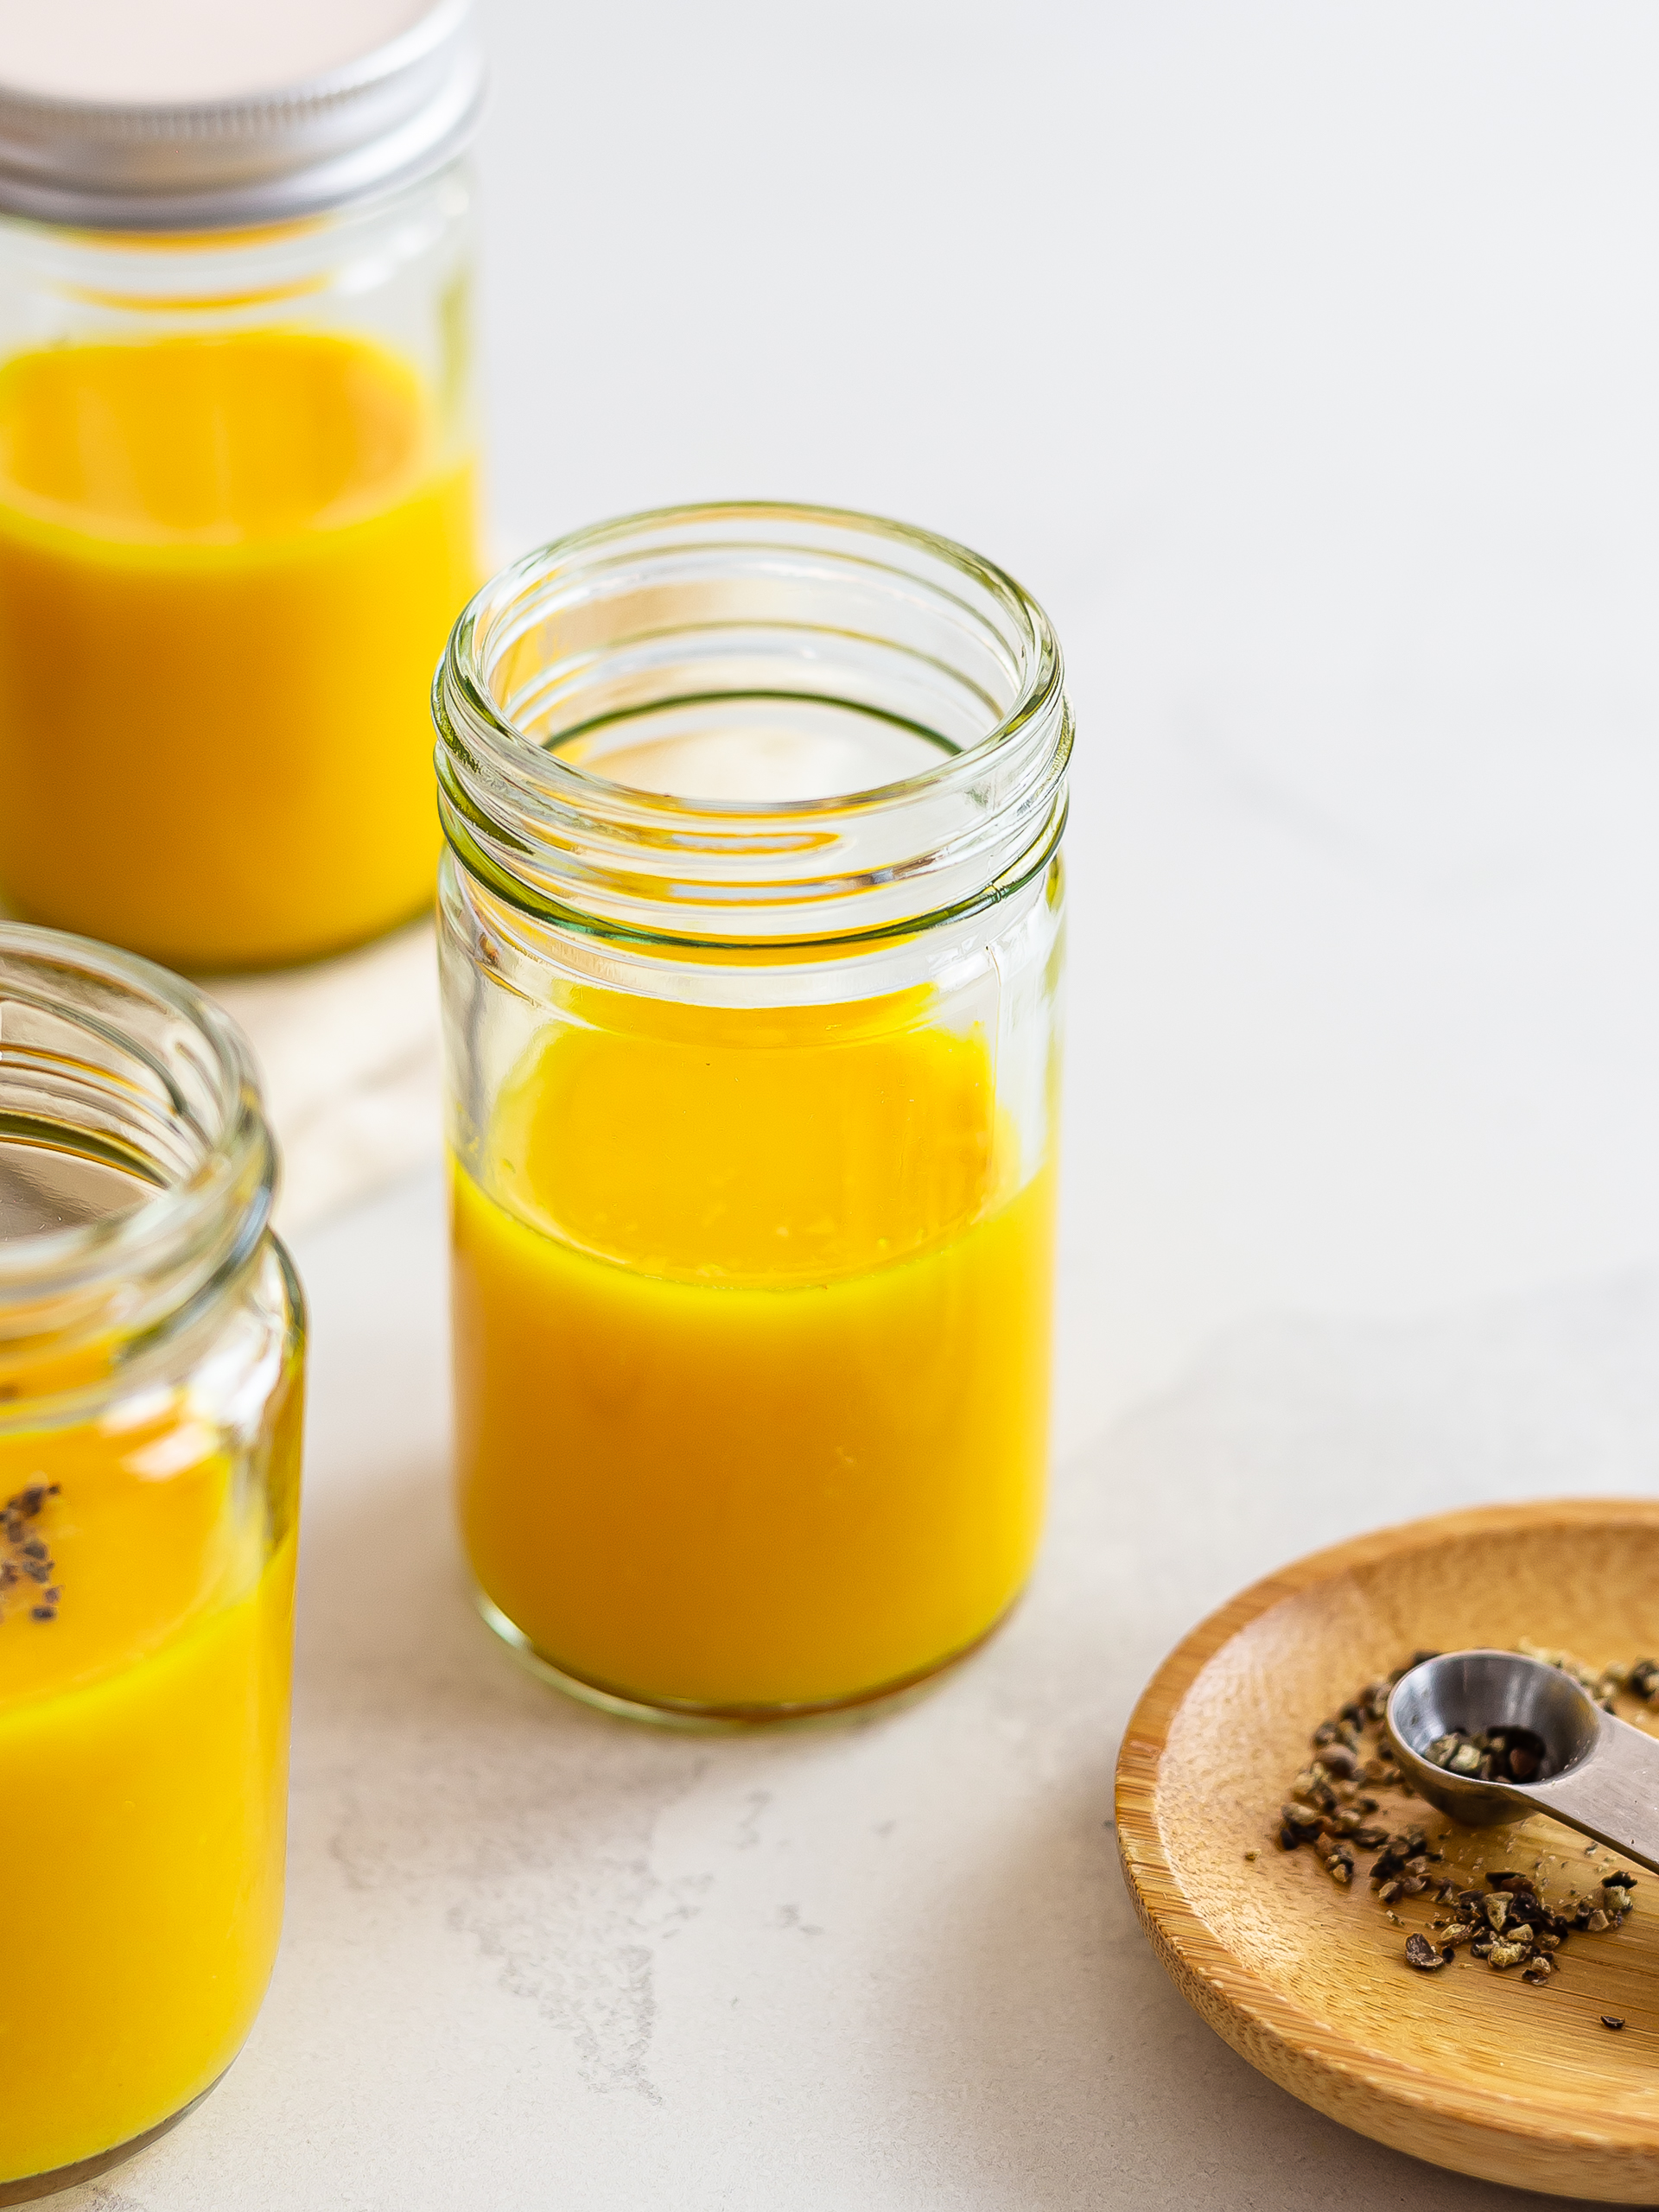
[444,499,1064,817]
[434,501,1072,950]
[0,922,274,1356]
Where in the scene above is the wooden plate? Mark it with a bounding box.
[1116,1499,1659,2203]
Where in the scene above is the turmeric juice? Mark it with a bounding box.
[0,1241,302,2187]
[452,995,1056,1714]
[0,330,477,970]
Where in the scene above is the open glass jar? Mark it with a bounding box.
[0,925,304,2199]
[435,503,1070,1726]
[0,2,483,970]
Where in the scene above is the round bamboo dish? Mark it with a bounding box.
[1116,1498,1659,2202]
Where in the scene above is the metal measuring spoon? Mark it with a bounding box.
[1388,1649,1659,1875]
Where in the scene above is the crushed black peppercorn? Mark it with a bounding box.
[1421,1724,1547,1783]
[1403,1932,1443,1972]
[1268,1647,1646,2004]
[1,1483,62,1624]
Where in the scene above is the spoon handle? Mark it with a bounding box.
[1515,1709,1659,1877]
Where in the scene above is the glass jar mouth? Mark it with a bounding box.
[0,923,274,1362]
[434,501,1071,949]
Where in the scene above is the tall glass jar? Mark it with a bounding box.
[0,924,304,2200]
[0,2,483,971]
[435,504,1070,1726]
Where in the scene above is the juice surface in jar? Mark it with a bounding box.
[0,931,304,2196]
[0,328,478,971]
[453,990,1057,1713]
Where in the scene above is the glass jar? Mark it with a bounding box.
[0,3,484,971]
[0,924,304,2200]
[435,503,1070,1726]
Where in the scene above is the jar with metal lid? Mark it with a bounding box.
[435,503,1070,1726]
[0,2,484,972]
[0,922,304,2199]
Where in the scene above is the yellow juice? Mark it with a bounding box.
[0,331,478,970]
[452,997,1056,1712]
[0,1380,300,2185]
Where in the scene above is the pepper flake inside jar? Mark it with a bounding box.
[0,1483,62,1624]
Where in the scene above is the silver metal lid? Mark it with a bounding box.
[0,0,483,232]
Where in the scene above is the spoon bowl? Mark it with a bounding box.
[1388,1649,1600,1826]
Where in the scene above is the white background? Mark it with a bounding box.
[93,5,1659,2207]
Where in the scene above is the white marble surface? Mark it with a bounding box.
[67,2,1659,2204]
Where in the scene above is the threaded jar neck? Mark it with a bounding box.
[0,924,274,1393]
[434,502,1071,952]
